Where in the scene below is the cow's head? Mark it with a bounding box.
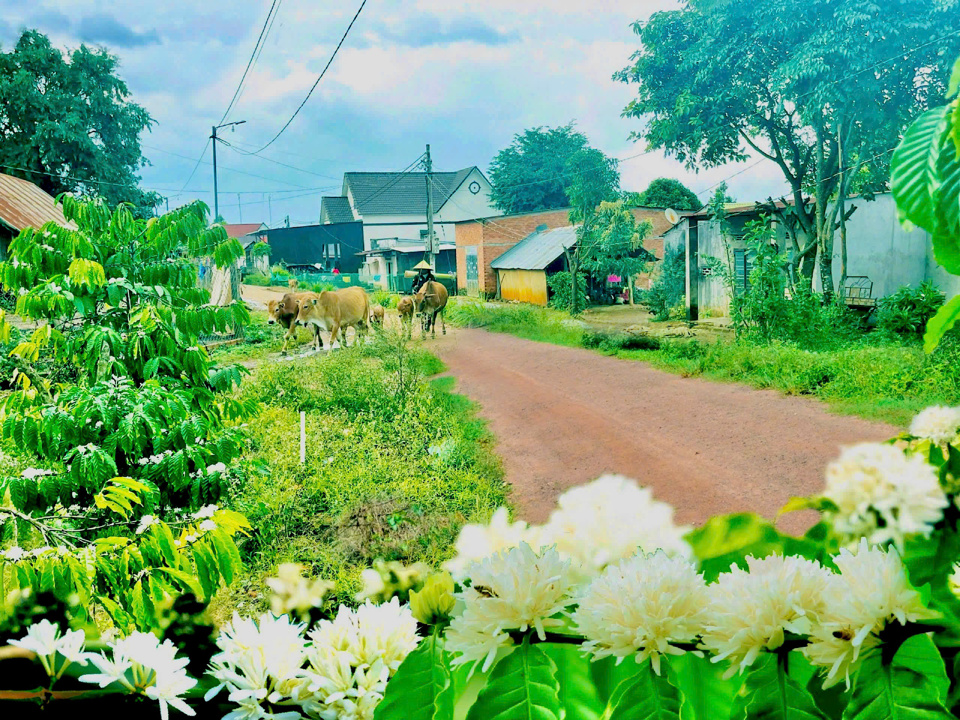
[266,299,282,325]
[296,292,329,325]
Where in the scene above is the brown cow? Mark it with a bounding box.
[370,304,385,328]
[397,296,414,339]
[287,277,299,290]
[267,292,319,354]
[413,281,448,339]
[296,286,371,350]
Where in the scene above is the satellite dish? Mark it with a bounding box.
[664,208,680,225]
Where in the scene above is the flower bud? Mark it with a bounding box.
[410,572,455,625]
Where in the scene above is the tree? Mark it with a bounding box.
[562,148,621,312]
[0,30,161,215]
[633,177,701,210]
[616,0,960,295]
[489,124,603,214]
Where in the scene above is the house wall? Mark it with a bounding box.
[497,269,548,306]
[455,222,483,293]
[436,168,499,223]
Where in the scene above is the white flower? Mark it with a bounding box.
[198,519,217,533]
[823,443,948,550]
[443,507,540,580]
[700,554,833,678]
[206,463,227,475]
[574,551,708,674]
[804,539,938,689]
[265,563,333,618]
[910,405,960,444]
[10,619,60,659]
[447,543,575,672]
[4,546,25,561]
[540,475,692,581]
[144,669,197,720]
[194,505,218,520]
[136,515,159,535]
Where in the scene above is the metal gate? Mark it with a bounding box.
[465,246,479,296]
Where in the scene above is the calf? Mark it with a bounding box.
[371,304,385,328]
[267,292,318,353]
[397,296,414,339]
[288,277,299,290]
[413,281,448,339]
[296,286,371,350]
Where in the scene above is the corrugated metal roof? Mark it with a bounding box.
[344,168,475,215]
[491,225,577,271]
[320,196,356,224]
[0,173,72,232]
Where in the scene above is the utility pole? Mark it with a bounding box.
[210,120,246,223]
[424,144,435,269]
[237,193,242,223]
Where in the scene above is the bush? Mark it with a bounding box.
[877,280,945,338]
[372,288,399,309]
[547,271,588,313]
[271,264,291,279]
[641,243,685,320]
[244,271,272,286]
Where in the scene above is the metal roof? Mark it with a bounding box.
[343,168,476,216]
[320,196,356,224]
[0,173,72,233]
[491,225,577,271]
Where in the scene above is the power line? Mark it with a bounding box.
[350,153,428,209]
[143,143,315,189]
[219,0,283,124]
[249,0,367,153]
[220,140,340,180]
[176,140,210,194]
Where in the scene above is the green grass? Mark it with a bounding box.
[447,299,960,427]
[218,331,507,619]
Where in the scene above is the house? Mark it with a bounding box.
[357,237,458,293]
[0,173,73,258]
[224,222,269,272]
[456,206,676,298]
[490,225,577,306]
[258,221,364,275]
[664,192,955,318]
[321,166,499,286]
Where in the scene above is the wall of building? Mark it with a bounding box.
[261,222,364,274]
[497,269,548,306]
[455,222,483,293]
[436,168,499,223]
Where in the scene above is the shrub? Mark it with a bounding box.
[244,271,272,286]
[641,243,685,320]
[547,271,588,313]
[372,288,399,308]
[271,264,290,279]
[877,280,945,338]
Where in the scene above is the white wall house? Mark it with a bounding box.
[320,166,500,286]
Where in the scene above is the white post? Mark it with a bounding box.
[300,411,306,464]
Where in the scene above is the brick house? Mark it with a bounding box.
[455,206,677,297]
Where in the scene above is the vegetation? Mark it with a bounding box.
[0,31,160,214]
[617,0,960,292]
[642,243,685,320]
[629,177,701,210]
[877,281,946,339]
[488,124,616,215]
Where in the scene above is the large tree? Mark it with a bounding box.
[631,177,701,210]
[616,0,960,295]
[489,124,607,214]
[0,30,160,215]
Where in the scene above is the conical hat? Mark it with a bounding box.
[413,260,433,270]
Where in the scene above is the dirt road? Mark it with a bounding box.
[432,328,896,533]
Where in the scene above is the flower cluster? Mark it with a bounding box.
[207,599,418,720]
[909,405,960,445]
[443,476,690,582]
[355,559,431,604]
[823,442,948,549]
[266,563,334,620]
[447,543,576,672]
[10,619,86,680]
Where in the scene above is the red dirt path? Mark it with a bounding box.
[432,328,897,534]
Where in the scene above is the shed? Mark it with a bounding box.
[0,173,73,258]
[491,225,576,306]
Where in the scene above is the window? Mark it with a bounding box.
[733,248,754,295]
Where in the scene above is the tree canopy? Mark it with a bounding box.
[631,178,701,210]
[489,124,618,214]
[0,30,160,215]
[616,0,960,293]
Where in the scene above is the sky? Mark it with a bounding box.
[0,0,788,226]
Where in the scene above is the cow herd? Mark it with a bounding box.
[266,281,449,353]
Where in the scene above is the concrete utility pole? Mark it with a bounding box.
[210,120,246,222]
[424,144,435,269]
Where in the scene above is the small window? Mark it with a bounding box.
[733,249,754,294]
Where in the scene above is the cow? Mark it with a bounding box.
[267,292,319,354]
[397,296,414,339]
[296,286,371,350]
[413,281,448,339]
[288,277,299,290]
[370,304,385,328]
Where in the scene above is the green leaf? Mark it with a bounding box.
[375,634,453,720]
[606,663,681,720]
[902,527,960,646]
[543,644,604,720]
[924,295,960,353]
[842,635,951,720]
[672,654,738,720]
[466,639,561,720]
[732,654,825,720]
[891,105,951,234]
[778,496,839,518]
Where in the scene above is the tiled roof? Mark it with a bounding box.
[0,173,72,233]
[320,196,356,224]
[223,223,265,239]
[344,168,475,216]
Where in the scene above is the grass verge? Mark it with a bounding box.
[446,298,960,427]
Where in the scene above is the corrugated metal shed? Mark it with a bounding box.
[491,225,577,271]
[0,173,72,232]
